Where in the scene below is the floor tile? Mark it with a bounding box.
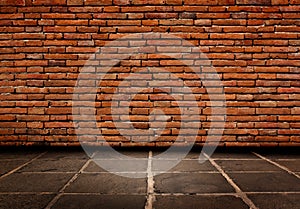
[0,194,54,209]
[229,173,300,192]
[65,173,147,194]
[274,160,300,172]
[19,158,87,172]
[84,159,148,173]
[209,152,258,159]
[40,151,88,160]
[154,173,234,193]
[0,173,73,192]
[248,194,300,209]
[51,194,146,209]
[86,159,148,173]
[153,195,249,209]
[256,151,300,160]
[0,160,28,175]
[117,150,149,158]
[0,151,41,160]
[153,150,257,160]
[83,161,107,172]
[177,151,258,160]
[216,159,282,172]
[92,149,149,159]
[152,159,217,172]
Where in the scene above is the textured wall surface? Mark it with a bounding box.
[0,0,300,147]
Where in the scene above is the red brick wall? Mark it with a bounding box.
[0,0,300,147]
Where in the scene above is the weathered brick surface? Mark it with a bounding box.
[0,0,299,147]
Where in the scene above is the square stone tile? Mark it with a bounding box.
[274,160,300,172]
[0,194,54,209]
[248,194,300,209]
[52,194,146,209]
[65,173,147,194]
[83,159,148,173]
[0,160,28,175]
[215,160,282,172]
[19,158,87,172]
[154,173,234,193]
[40,151,88,160]
[152,159,216,173]
[256,150,300,160]
[152,149,190,159]
[118,150,149,158]
[0,151,42,160]
[229,173,300,192]
[93,150,149,159]
[209,152,259,159]
[153,195,249,209]
[172,151,258,160]
[83,161,107,172]
[0,173,73,192]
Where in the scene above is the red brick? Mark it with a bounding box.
[84,0,112,5]
[236,0,270,4]
[0,0,25,6]
[184,0,217,5]
[32,0,67,5]
[44,26,76,32]
[67,0,83,5]
[131,0,165,4]
[145,13,178,19]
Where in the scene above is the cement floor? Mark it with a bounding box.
[0,148,299,209]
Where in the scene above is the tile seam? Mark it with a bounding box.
[204,153,259,209]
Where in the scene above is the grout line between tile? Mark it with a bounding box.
[275,159,300,161]
[44,156,92,209]
[145,150,154,209]
[252,152,300,179]
[0,151,47,180]
[20,171,76,174]
[204,153,259,209]
[81,171,219,174]
[245,191,300,195]
[225,171,282,174]
[0,192,56,195]
[212,158,261,161]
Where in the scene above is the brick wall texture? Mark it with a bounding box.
[0,0,300,147]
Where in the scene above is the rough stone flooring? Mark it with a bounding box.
[0,148,299,209]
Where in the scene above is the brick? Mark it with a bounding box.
[113,0,130,4]
[166,0,182,4]
[44,26,76,32]
[44,122,74,128]
[184,0,218,5]
[236,0,271,4]
[0,0,25,6]
[145,13,178,19]
[272,0,288,4]
[290,0,300,3]
[32,0,67,5]
[131,0,165,4]
[14,60,48,67]
[213,19,246,25]
[107,20,141,26]
[84,0,112,5]
[56,20,88,25]
[67,0,83,5]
